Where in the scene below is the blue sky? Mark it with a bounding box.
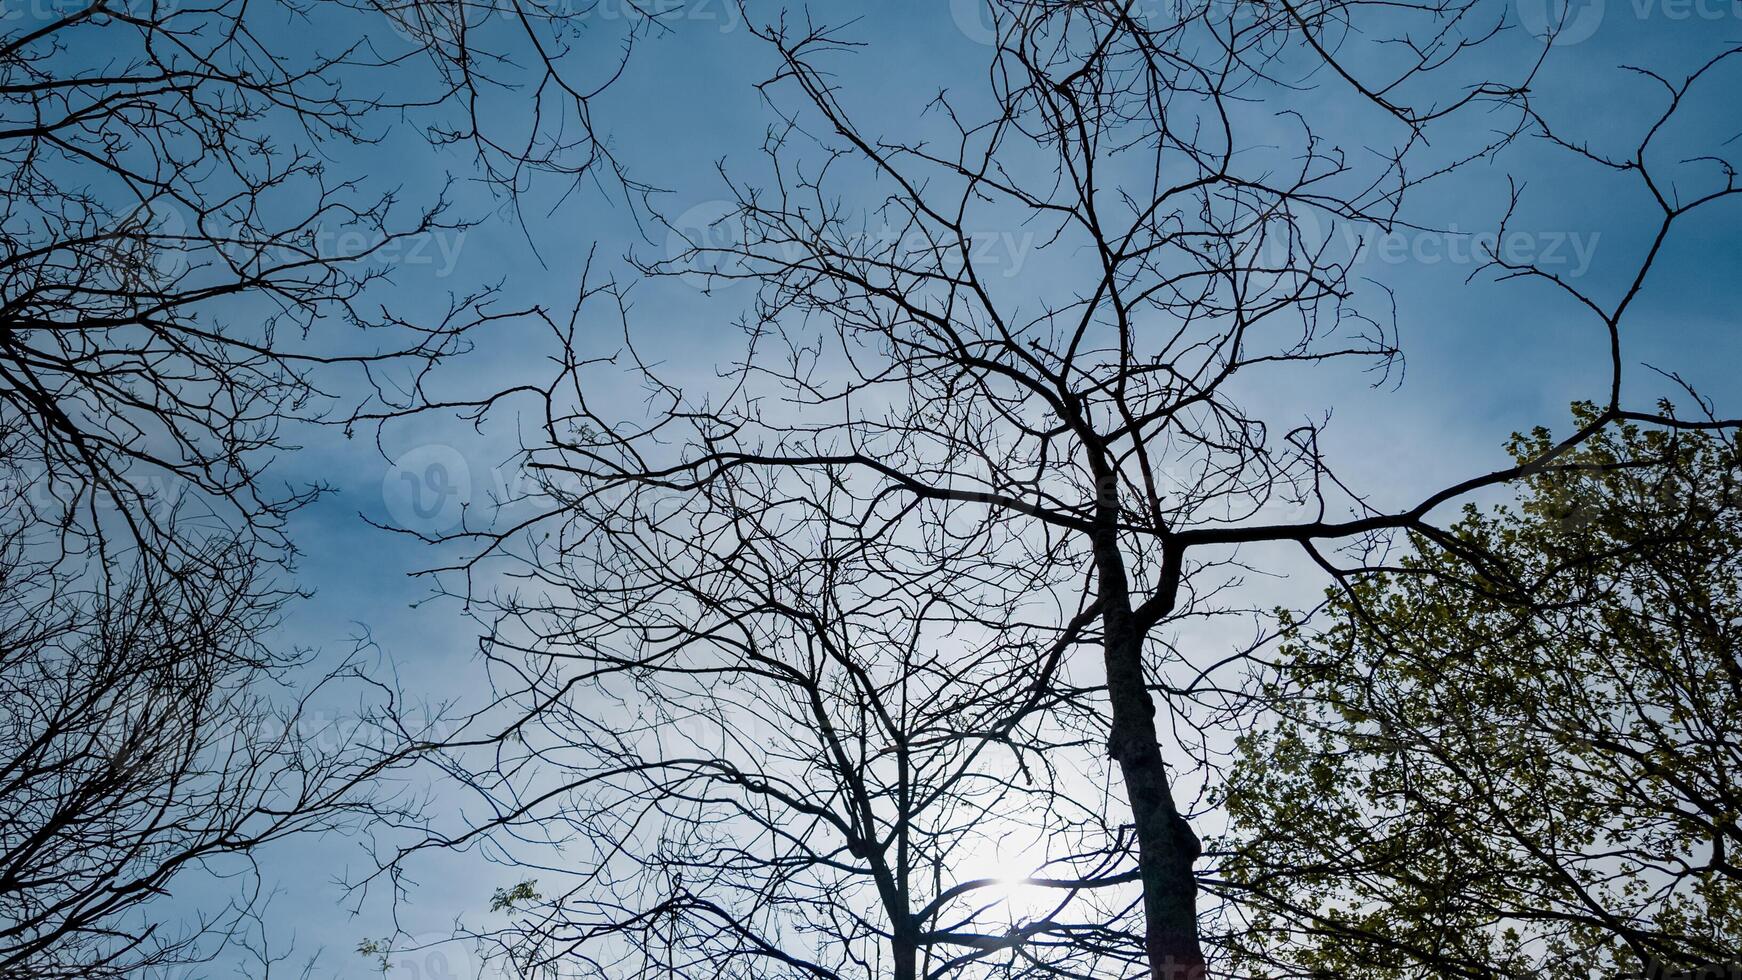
[158,2,1742,975]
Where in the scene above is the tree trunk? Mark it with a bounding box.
[1092,512,1206,979]
[892,930,918,980]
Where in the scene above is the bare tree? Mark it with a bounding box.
[0,501,432,980]
[0,0,641,972]
[0,0,509,580]
[385,420,1150,978]
[411,7,1742,978]
[0,0,670,580]
[359,0,665,212]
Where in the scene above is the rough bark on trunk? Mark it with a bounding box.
[1104,620,1205,980]
[892,938,917,980]
[1092,508,1206,980]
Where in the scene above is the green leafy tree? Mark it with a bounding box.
[1221,406,1742,979]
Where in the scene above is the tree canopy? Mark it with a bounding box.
[1223,406,1742,978]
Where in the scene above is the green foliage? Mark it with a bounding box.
[1221,407,1742,978]
[490,879,542,913]
[357,937,391,974]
